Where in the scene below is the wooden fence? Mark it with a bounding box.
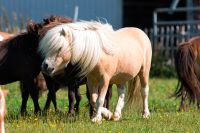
[145,23,200,66]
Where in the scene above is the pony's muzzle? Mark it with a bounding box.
[42,62,55,75]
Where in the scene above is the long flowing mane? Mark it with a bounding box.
[39,21,115,76]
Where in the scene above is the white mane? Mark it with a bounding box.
[39,21,115,76]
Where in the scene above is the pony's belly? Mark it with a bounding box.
[110,73,133,84]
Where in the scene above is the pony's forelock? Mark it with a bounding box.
[38,25,70,57]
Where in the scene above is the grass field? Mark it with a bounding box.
[4,78,200,133]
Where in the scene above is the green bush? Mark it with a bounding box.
[150,52,177,78]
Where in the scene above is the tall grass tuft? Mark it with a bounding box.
[0,7,26,34]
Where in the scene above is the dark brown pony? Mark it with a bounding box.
[0,32,41,114]
[0,16,73,115]
[0,32,48,114]
[174,36,200,110]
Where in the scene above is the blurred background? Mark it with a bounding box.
[0,0,199,77]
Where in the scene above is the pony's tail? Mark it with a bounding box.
[126,76,141,107]
[174,42,200,103]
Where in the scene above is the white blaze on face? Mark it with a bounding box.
[0,35,4,41]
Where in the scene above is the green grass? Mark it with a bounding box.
[4,79,200,133]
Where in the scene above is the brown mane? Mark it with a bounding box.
[27,16,72,38]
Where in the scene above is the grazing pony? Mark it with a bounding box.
[174,36,200,110]
[39,21,152,123]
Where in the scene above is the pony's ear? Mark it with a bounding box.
[60,28,66,36]
[60,29,72,44]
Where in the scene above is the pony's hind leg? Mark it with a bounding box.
[141,85,150,118]
[179,90,188,111]
[139,71,150,118]
[112,84,125,121]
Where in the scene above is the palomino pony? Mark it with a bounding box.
[0,16,112,117]
[28,17,112,116]
[38,21,152,123]
[174,36,200,110]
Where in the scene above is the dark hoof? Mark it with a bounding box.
[34,109,42,116]
[20,111,28,117]
[67,111,76,117]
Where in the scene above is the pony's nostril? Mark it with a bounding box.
[42,63,54,74]
[47,67,54,73]
[43,63,48,70]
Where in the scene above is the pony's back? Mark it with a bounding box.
[0,32,13,41]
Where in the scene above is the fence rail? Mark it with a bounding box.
[150,7,200,66]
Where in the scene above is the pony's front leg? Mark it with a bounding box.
[112,84,125,121]
[91,78,112,123]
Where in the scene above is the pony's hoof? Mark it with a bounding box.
[55,109,62,113]
[67,111,76,117]
[91,115,102,124]
[34,109,42,116]
[111,112,121,121]
[142,111,150,119]
[20,111,28,117]
[105,112,113,120]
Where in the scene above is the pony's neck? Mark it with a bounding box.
[69,22,115,76]
[71,29,101,76]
